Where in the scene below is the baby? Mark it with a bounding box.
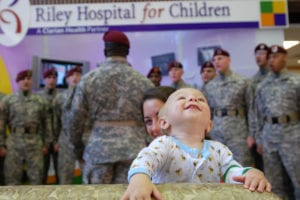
[121,88,271,200]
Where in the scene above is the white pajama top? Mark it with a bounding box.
[128,135,251,184]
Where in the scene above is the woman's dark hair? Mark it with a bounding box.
[141,86,176,118]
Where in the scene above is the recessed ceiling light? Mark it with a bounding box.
[283,41,300,49]
[297,60,300,64]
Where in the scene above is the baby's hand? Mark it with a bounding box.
[121,174,163,200]
[233,168,271,193]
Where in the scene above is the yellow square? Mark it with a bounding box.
[261,13,274,26]
[273,1,286,13]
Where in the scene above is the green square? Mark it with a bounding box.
[261,1,273,13]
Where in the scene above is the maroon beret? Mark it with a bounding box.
[255,43,269,53]
[200,61,215,73]
[43,68,58,78]
[213,48,230,57]
[147,66,161,78]
[66,66,82,79]
[268,45,287,55]
[168,61,183,72]
[103,30,130,47]
[16,69,32,82]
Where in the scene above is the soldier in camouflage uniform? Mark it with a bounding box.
[247,43,270,171]
[38,68,59,184]
[203,48,252,166]
[0,70,51,185]
[68,30,153,184]
[200,61,216,91]
[147,66,162,87]
[0,92,5,185]
[255,45,300,199]
[168,61,192,89]
[53,66,82,184]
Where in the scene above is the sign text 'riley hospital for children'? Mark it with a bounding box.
[27,0,288,35]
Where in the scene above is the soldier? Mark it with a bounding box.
[247,43,270,171]
[0,92,5,185]
[53,66,82,184]
[200,61,216,91]
[255,45,300,199]
[168,61,192,89]
[38,68,59,184]
[203,48,252,166]
[68,30,153,184]
[147,66,162,87]
[0,69,51,185]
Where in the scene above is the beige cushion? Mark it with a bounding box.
[0,183,280,200]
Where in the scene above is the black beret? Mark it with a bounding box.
[268,45,287,55]
[255,43,269,53]
[168,61,183,72]
[147,66,161,78]
[200,61,215,73]
[213,48,230,57]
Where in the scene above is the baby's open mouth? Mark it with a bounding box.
[186,104,201,110]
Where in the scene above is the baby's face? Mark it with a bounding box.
[161,88,211,126]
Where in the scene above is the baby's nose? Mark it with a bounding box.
[189,97,198,102]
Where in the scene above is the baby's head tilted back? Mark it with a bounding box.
[158,88,211,136]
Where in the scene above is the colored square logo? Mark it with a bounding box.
[260,0,288,27]
[274,14,286,25]
[261,13,275,26]
[273,1,286,13]
[261,2,273,13]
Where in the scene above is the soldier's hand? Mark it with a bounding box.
[53,144,59,152]
[256,144,263,155]
[246,136,256,148]
[42,147,49,155]
[0,147,6,157]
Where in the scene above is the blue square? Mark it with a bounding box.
[274,14,286,25]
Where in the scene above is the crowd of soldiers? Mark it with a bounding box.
[0,66,88,185]
[0,30,299,199]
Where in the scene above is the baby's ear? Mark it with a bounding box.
[205,120,213,133]
[159,116,170,130]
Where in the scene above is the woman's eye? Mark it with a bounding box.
[144,119,152,126]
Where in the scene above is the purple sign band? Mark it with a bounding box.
[27,22,259,35]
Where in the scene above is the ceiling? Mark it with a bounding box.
[286,0,300,67]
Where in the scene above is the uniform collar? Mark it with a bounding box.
[106,56,127,62]
[218,69,232,80]
[45,87,56,95]
[172,79,185,89]
[259,66,269,76]
[271,68,288,79]
[18,90,32,97]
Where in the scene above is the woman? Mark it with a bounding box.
[141,86,176,139]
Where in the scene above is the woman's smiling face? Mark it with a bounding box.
[143,98,165,138]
